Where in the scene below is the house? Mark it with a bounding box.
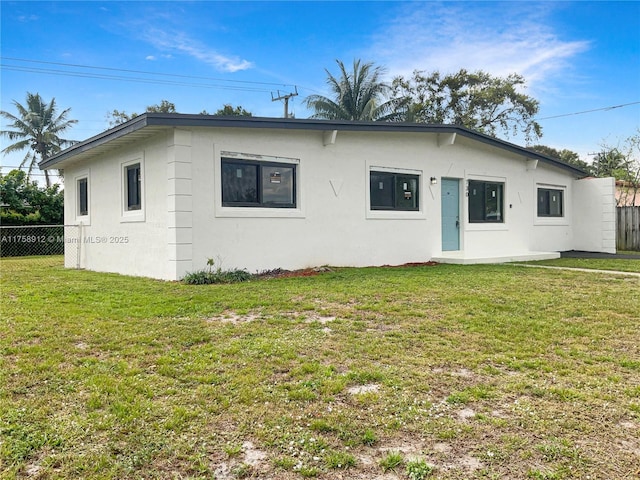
[40,114,616,280]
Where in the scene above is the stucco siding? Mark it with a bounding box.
[573,177,617,253]
[185,127,581,275]
[64,134,171,279]
[60,123,614,280]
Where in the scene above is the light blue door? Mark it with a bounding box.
[441,178,460,251]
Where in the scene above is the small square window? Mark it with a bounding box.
[469,180,504,223]
[538,188,563,217]
[77,177,88,216]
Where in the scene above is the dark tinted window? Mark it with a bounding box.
[468,180,504,223]
[78,177,88,216]
[370,171,419,211]
[538,188,563,217]
[126,164,141,211]
[222,159,296,208]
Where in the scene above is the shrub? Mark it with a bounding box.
[183,257,252,285]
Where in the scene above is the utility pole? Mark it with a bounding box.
[271,87,298,118]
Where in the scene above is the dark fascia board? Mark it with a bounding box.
[40,113,589,177]
[39,114,151,169]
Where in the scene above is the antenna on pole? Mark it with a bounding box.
[271,86,298,118]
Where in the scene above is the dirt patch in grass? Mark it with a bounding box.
[255,262,438,280]
[255,266,334,279]
[386,261,439,268]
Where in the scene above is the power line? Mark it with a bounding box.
[1,65,275,93]
[0,56,297,90]
[537,101,640,120]
[0,56,322,100]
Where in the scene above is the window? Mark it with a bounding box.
[468,180,504,223]
[77,177,88,216]
[125,163,141,211]
[370,171,419,211]
[221,158,295,208]
[538,188,563,217]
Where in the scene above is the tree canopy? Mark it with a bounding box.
[0,169,64,225]
[0,93,77,187]
[528,145,591,172]
[202,105,253,116]
[304,61,543,142]
[107,100,177,126]
[590,148,631,179]
[304,59,397,121]
[390,69,542,142]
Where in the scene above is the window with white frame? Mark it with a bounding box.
[221,157,296,208]
[125,163,142,211]
[468,180,504,223]
[537,187,564,217]
[77,177,89,217]
[370,171,420,211]
[121,157,144,222]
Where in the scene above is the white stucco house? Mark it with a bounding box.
[40,114,616,280]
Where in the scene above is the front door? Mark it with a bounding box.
[441,178,460,251]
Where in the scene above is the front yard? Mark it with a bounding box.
[1,258,638,479]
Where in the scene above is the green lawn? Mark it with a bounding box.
[522,256,640,274]
[1,257,639,479]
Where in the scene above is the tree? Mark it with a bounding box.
[528,145,592,172]
[202,104,253,116]
[0,92,77,187]
[107,100,177,127]
[614,132,640,206]
[390,69,542,142]
[304,59,397,121]
[591,131,640,206]
[591,148,630,179]
[0,169,64,225]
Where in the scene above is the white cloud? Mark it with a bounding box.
[17,14,39,22]
[370,2,589,90]
[145,55,156,61]
[142,28,253,73]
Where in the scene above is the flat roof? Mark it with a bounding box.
[39,113,588,177]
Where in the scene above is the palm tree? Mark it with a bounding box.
[1,93,77,186]
[304,59,397,121]
[591,148,630,179]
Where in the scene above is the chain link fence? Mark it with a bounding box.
[0,225,80,267]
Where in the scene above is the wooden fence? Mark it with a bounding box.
[617,206,640,251]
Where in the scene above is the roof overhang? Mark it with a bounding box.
[40,113,589,177]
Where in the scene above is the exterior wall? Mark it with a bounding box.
[167,129,193,279]
[187,127,581,276]
[63,125,614,280]
[573,177,616,253]
[63,134,173,279]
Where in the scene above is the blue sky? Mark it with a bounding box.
[1,1,639,180]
